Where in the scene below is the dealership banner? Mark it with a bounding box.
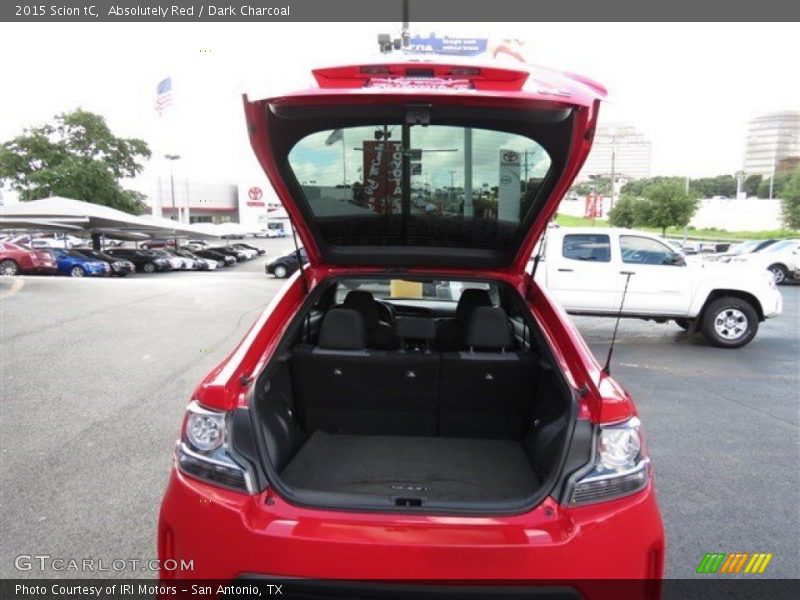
[498,149,521,223]
[362,140,402,215]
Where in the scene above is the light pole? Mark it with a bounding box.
[609,134,616,211]
[165,154,181,246]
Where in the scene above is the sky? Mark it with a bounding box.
[0,22,798,203]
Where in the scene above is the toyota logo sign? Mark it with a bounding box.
[503,151,519,162]
[248,187,263,201]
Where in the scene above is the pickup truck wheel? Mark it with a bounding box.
[768,264,788,285]
[674,318,692,330]
[701,297,758,348]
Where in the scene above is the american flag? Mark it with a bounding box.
[155,77,173,116]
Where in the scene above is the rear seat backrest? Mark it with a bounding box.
[434,288,493,351]
[316,307,367,351]
[439,307,538,439]
[291,308,439,436]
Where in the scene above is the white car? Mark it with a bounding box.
[532,227,783,348]
[729,239,800,285]
[10,234,83,249]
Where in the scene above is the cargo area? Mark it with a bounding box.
[254,278,575,512]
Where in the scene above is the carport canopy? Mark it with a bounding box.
[0,217,85,232]
[132,214,217,240]
[0,196,213,242]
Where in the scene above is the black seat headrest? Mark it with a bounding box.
[318,308,366,350]
[465,306,512,351]
[455,288,493,325]
[343,290,380,329]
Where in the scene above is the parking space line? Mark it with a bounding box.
[0,278,25,300]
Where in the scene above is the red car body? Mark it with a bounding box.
[159,57,665,595]
[0,242,57,275]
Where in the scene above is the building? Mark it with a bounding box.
[577,123,652,183]
[148,178,239,224]
[776,156,800,174]
[743,110,800,176]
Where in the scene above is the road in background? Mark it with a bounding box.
[0,238,797,578]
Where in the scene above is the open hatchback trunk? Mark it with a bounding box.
[244,57,605,513]
[253,275,580,513]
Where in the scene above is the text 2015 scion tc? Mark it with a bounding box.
[159,57,665,597]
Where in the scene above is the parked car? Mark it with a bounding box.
[49,248,111,277]
[105,248,171,273]
[72,249,135,277]
[192,248,236,267]
[0,242,58,276]
[533,227,782,348]
[730,238,800,284]
[209,246,248,261]
[149,248,193,270]
[184,239,211,249]
[159,58,665,585]
[9,233,84,249]
[167,248,217,270]
[230,242,266,256]
[141,239,179,250]
[704,239,778,263]
[265,248,308,278]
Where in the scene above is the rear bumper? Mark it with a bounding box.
[159,469,665,589]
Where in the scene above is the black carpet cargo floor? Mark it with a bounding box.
[280,431,540,503]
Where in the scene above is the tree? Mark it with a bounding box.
[621,176,683,197]
[744,174,762,198]
[756,171,791,199]
[639,180,699,236]
[688,175,737,198]
[607,195,640,228]
[780,168,800,230]
[0,109,151,214]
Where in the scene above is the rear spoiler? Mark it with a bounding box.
[312,63,530,92]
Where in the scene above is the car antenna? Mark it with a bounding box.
[289,217,309,295]
[603,271,634,376]
[530,235,547,280]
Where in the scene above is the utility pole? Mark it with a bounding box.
[165,154,181,246]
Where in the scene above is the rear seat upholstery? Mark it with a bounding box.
[440,307,539,438]
[291,308,439,436]
[290,306,537,439]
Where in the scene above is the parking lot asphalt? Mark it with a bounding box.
[0,239,797,579]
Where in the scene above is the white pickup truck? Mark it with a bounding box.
[532,227,783,348]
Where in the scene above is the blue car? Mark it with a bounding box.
[50,249,111,277]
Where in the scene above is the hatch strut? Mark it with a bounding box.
[289,216,309,295]
[603,271,634,375]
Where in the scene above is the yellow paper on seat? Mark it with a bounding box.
[390,279,423,299]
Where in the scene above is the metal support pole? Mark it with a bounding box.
[165,154,181,247]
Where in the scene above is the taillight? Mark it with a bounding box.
[565,417,649,505]
[176,401,253,493]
